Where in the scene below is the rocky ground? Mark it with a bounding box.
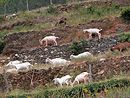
[0,56,130,91]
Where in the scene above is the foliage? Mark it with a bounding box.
[69,40,87,55]
[40,78,130,97]
[119,32,130,42]
[121,8,130,23]
[46,5,57,14]
[0,31,7,54]
[0,0,67,14]
[6,78,130,97]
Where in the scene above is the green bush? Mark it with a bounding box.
[0,32,7,54]
[47,5,57,14]
[121,8,130,23]
[86,6,96,14]
[119,32,130,42]
[69,40,87,55]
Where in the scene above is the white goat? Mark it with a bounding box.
[70,52,92,60]
[46,58,71,66]
[83,28,102,39]
[14,62,33,71]
[72,72,90,85]
[6,61,33,71]
[53,75,72,87]
[39,36,59,47]
[6,60,22,68]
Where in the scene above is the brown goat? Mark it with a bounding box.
[110,42,130,52]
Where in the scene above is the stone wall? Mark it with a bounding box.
[10,36,119,64]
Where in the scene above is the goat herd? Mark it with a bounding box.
[4,28,102,87]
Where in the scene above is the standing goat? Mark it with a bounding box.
[53,75,72,87]
[83,28,102,39]
[72,72,90,86]
[39,36,59,47]
[6,61,33,71]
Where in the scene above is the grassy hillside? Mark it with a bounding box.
[0,3,129,34]
[0,0,67,14]
[0,0,130,97]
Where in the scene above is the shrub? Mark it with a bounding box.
[121,8,130,23]
[47,5,57,14]
[119,32,130,42]
[86,6,96,14]
[0,32,7,54]
[69,40,87,55]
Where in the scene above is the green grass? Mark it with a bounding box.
[1,3,130,34]
[106,87,130,98]
[3,77,130,98]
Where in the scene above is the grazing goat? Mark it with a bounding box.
[53,75,72,87]
[46,58,71,66]
[70,52,92,60]
[39,36,59,47]
[110,42,130,52]
[83,28,102,39]
[72,72,90,86]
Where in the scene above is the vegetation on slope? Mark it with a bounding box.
[5,77,130,98]
[1,3,130,34]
